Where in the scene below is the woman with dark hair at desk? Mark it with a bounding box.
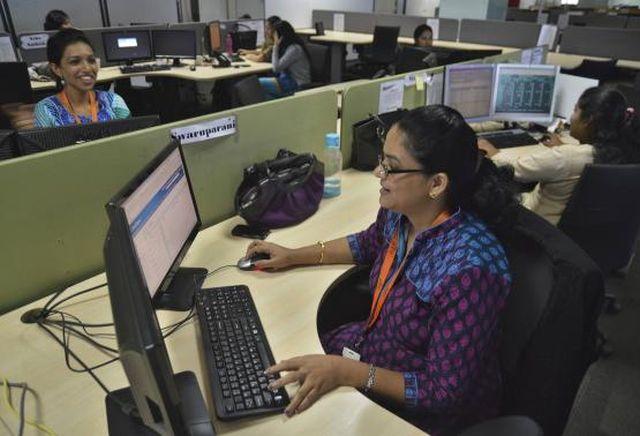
[240,15,281,62]
[245,105,518,435]
[479,86,640,225]
[413,24,433,47]
[33,28,130,128]
[258,20,310,99]
[43,9,72,31]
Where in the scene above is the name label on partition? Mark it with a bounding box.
[171,115,237,145]
[20,33,49,50]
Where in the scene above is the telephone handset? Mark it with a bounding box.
[212,51,232,68]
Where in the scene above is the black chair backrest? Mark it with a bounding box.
[230,75,266,108]
[567,58,618,81]
[305,43,330,84]
[499,206,603,436]
[558,164,640,273]
[395,46,430,74]
[371,25,400,53]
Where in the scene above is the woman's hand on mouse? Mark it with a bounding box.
[541,133,564,147]
[246,241,296,270]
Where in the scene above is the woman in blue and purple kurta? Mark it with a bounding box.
[245,105,518,435]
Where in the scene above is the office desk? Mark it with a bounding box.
[297,28,516,83]
[30,60,273,91]
[0,170,424,436]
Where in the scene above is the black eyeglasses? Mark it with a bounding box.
[377,155,423,178]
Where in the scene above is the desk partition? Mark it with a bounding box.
[459,19,542,48]
[0,90,337,314]
[311,10,459,42]
[559,26,640,61]
[17,30,58,64]
[567,14,629,28]
[339,69,436,168]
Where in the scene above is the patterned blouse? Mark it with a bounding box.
[33,90,131,128]
[321,208,511,435]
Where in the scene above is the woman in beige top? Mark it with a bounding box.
[479,86,640,225]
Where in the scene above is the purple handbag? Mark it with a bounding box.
[235,149,325,229]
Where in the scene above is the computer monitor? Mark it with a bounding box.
[0,130,17,161]
[152,29,196,67]
[0,62,34,105]
[103,140,214,435]
[207,21,222,54]
[444,63,496,122]
[102,30,152,65]
[492,64,559,124]
[16,115,161,156]
[231,30,257,51]
[236,19,265,46]
[555,73,598,119]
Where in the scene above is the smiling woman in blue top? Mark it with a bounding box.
[34,28,130,128]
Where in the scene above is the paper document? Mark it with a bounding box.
[537,24,557,49]
[378,79,404,114]
[404,74,416,87]
[426,19,440,40]
[20,33,49,50]
[426,72,444,106]
[333,14,345,32]
[0,36,16,62]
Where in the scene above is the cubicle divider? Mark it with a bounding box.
[310,9,459,42]
[567,14,629,28]
[17,30,57,64]
[559,26,640,61]
[0,90,337,314]
[339,67,437,168]
[459,19,541,48]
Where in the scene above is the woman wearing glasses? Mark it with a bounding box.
[245,105,518,435]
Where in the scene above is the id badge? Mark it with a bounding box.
[342,347,361,361]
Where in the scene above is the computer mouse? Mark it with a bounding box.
[189,65,197,71]
[237,252,271,271]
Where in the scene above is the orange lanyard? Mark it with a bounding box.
[57,90,98,125]
[365,210,451,331]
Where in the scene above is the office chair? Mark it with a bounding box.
[349,26,400,79]
[558,164,640,314]
[229,75,266,108]
[317,206,604,436]
[299,43,330,90]
[562,58,618,82]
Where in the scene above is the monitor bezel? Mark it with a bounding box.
[151,29,197,60]
[443,63,496,123]
[491,63,559,124]
[101,29,153,64]
[106,140,202,301]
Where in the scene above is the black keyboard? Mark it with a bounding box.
[119,64,172,74]
[478,129,539,149]
[195,285,290,420]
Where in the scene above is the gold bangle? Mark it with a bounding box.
[316,241,326,264]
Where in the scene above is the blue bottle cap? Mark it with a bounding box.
[325,133,340,148]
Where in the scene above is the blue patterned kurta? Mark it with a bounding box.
[321,208,511,436]
[33,90,131,127]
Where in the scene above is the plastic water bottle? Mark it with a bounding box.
[323,133,342,198]
[225,33,233,55]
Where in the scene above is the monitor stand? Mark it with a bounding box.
[153,267,208,311]
[105,371,216,436]
[172,58,184,67]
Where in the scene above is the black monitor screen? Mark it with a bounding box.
[0,62,33,104]
[102,30,152,63]
[152,29,197,59]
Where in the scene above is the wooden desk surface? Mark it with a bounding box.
[30,60,273,91]
[547,51,640,70]
[0,170,424,436]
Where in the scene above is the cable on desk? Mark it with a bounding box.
[1,377,56,436]
[206,264,237,278]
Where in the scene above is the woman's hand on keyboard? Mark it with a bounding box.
[541,133,564,147]
[265,354,345,416]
